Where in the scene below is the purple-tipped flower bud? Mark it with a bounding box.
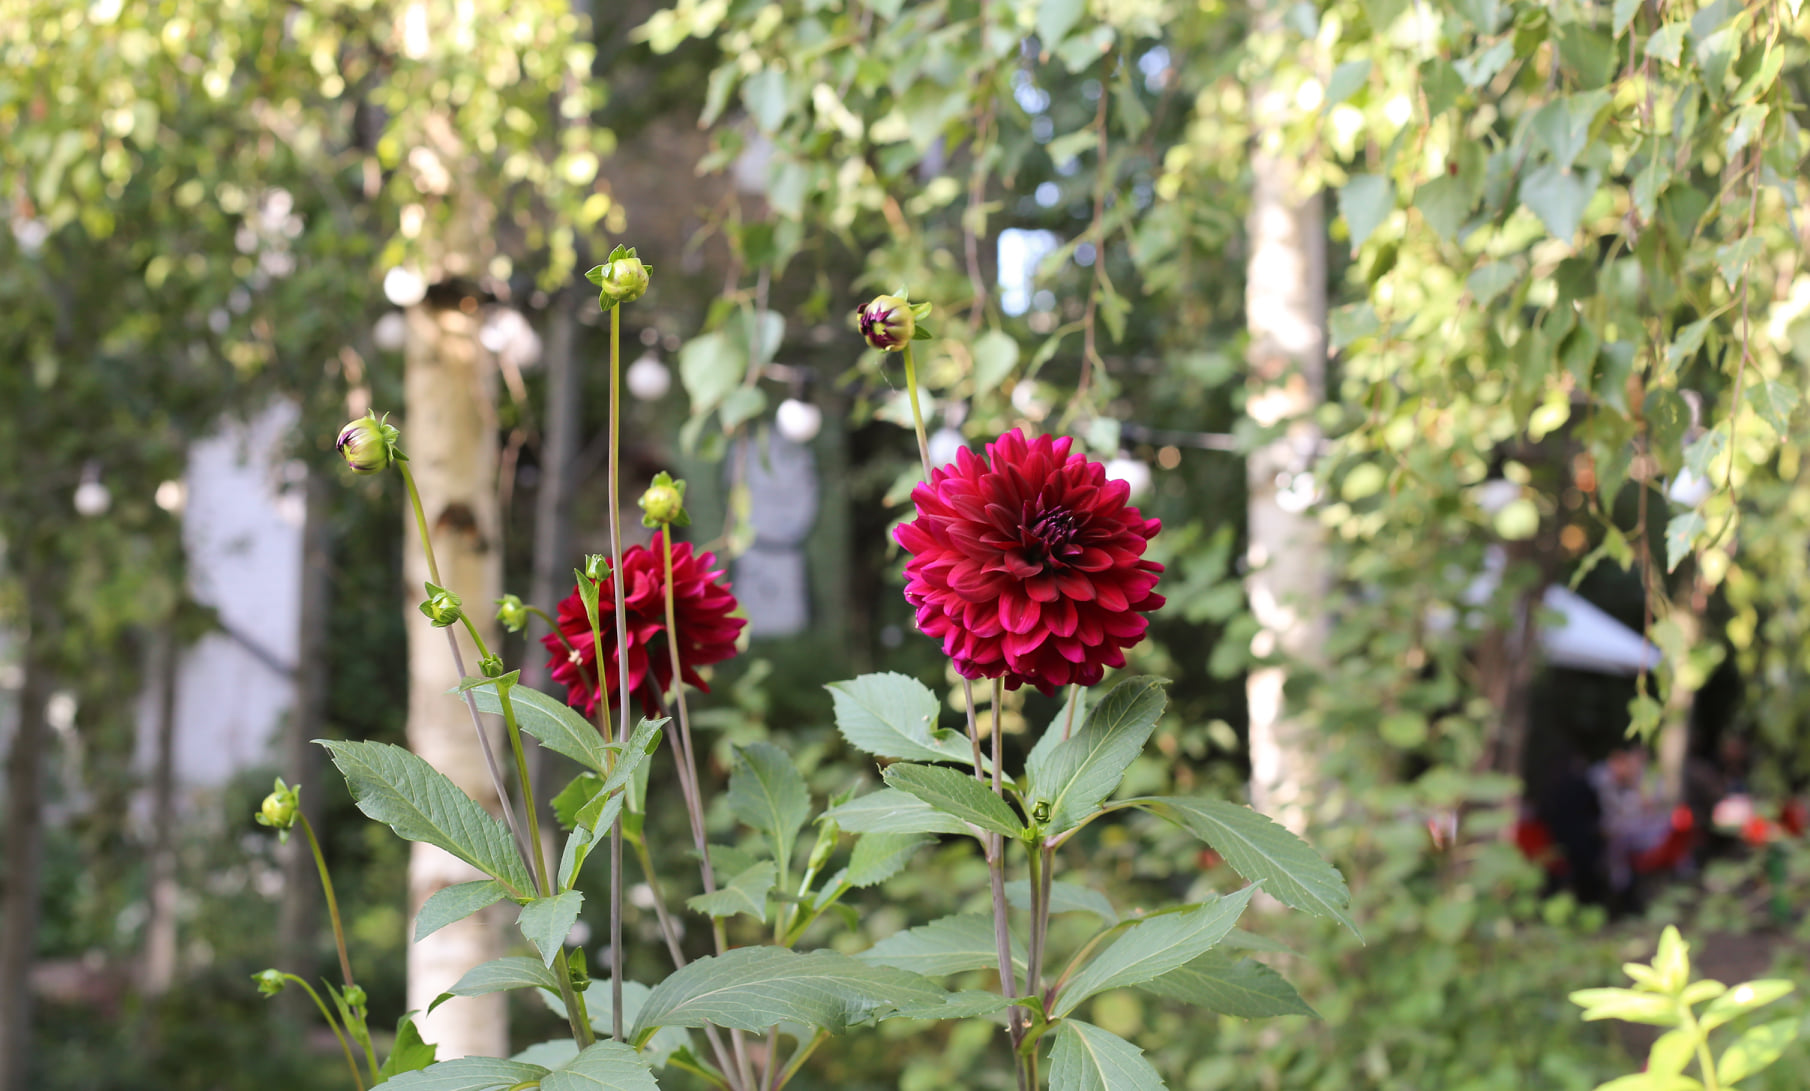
[858,294,914,352]
[638,471,690,529]
[336,412,400,474]
[587,244,652,309]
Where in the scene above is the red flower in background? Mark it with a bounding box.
[894,429,1164,694]
[543,532,745,719]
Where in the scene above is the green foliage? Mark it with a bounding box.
[1048,1019,1167,1091]
[629,947,951,1038]
[1054,889,1256,1018]
[1027,675,1168,834]
[827,672,976,767]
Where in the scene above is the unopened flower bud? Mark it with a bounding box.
[336,412,400,474]
[254,969,287,997]
[496,594,529,633]
[638,471,690,529]
[342,984,367,1010]
[255,777,300,841]
[583,554,610,581]
[480,653,506,678]
[858,294,914,352]
[807,821,840,872]
[419,583,463,628]
[587,245,652,308]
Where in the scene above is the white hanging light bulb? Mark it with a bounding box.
[626,351,671,401]
[776,398,823,444]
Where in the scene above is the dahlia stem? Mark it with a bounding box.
[396,458,535,882]
[963,679,1028,1089]
[604,302,634,1042]
[280,972,366,1091]
[298,815,356,991]
[901,343,933,476]
[658,532,756,1091]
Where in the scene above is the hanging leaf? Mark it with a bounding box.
[1744,380,1799,439]
[1047,1019,1166,1090]
[430,956,562,1014]
[882,763,1024,838]
[320,740,533,893]
[415,879,510,942]
[826,673,977,766]
[685,861,777,922]
[1665,511,1706,572]
[1138,952,1316,1018]
[467,685,609,774]
[859,914,1026,978]
[518,891,585,967]
[843,832,933,888]
[728,742,811,870]
[821,788,970,836]
[380,1013,438,1078]
[631,947,950,1036]
[1054,887,1256,1016]
[1128,798,1356,935]
[1337,174,1394,249]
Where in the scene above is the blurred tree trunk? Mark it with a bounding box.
[1,587,52,1091]
[403,296,509,1059]
[1243,3,1330,835]
[277,469,333,1015]
[140,621,181,996]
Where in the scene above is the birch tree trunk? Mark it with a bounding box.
[1244,7,1330,835]
[141,622,181,996]
[402,297,509,1059]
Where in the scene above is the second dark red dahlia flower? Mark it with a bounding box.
[543,531,745,719]
[894,429,1164,694]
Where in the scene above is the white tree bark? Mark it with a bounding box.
[1244,16,1330,835]
[402,299,509,1059]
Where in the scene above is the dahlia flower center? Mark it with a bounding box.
[1022,505,1081,568]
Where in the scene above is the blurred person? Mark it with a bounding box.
[1589,743,1674,905]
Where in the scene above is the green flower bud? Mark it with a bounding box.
[586,244,653,308]
[583,554,610,581]
[419,583,463,628]
[254,969,287,997]
[479,653,507,678]
[496,594,529,633]
[638,471,690,528]
[858,294,914,352]
[255,777,300,842]
[336,411,401,474]
[806,821,840,872]
[342,984,367,1010]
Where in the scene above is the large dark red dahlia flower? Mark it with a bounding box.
[894,429,1164,694]
[543,532,745,719]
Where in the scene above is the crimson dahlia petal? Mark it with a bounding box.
[894,429,1164,694]
[543,531,747,719]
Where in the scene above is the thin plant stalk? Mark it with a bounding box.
[298,814,356,990]
[961,678,1028,1091]
[396,459,533,874]
[901,343,933,472]
[656,533,755,1091]
[399,459,589,1047]
[604,302,632,1041]
[282,973,366,1091]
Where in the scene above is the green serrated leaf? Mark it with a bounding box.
[540,981,693,1070]
[519,891,585,966]
[373,1057,547,1091]
[432,956,562,1014]
[845,832,932,888]
[1519,164,1599,241]
[729,742,810,872]
[1414,174,1474,241]
[1027,688,1089,775]
[1055,888,1256,1016]
[1047,1019,1166,1090]
[820,789,969,836]
[882,763,1024,838]
[1138,952,1315,1018]
[632,947,951,1036]
[1005,879,1118,924]
[380,1012,438,1077]
[686,861,776,922]
[601,717,667,796]
[541,1040,661,1091]
[826,673,976,766]
[887,989,1014,1021]
[1129,798,1356,935]
[860,914,1026,978]
[1028,676,1167,833]
[319,740,533,893]
[416,880,510,942]
[467,685,609,774]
